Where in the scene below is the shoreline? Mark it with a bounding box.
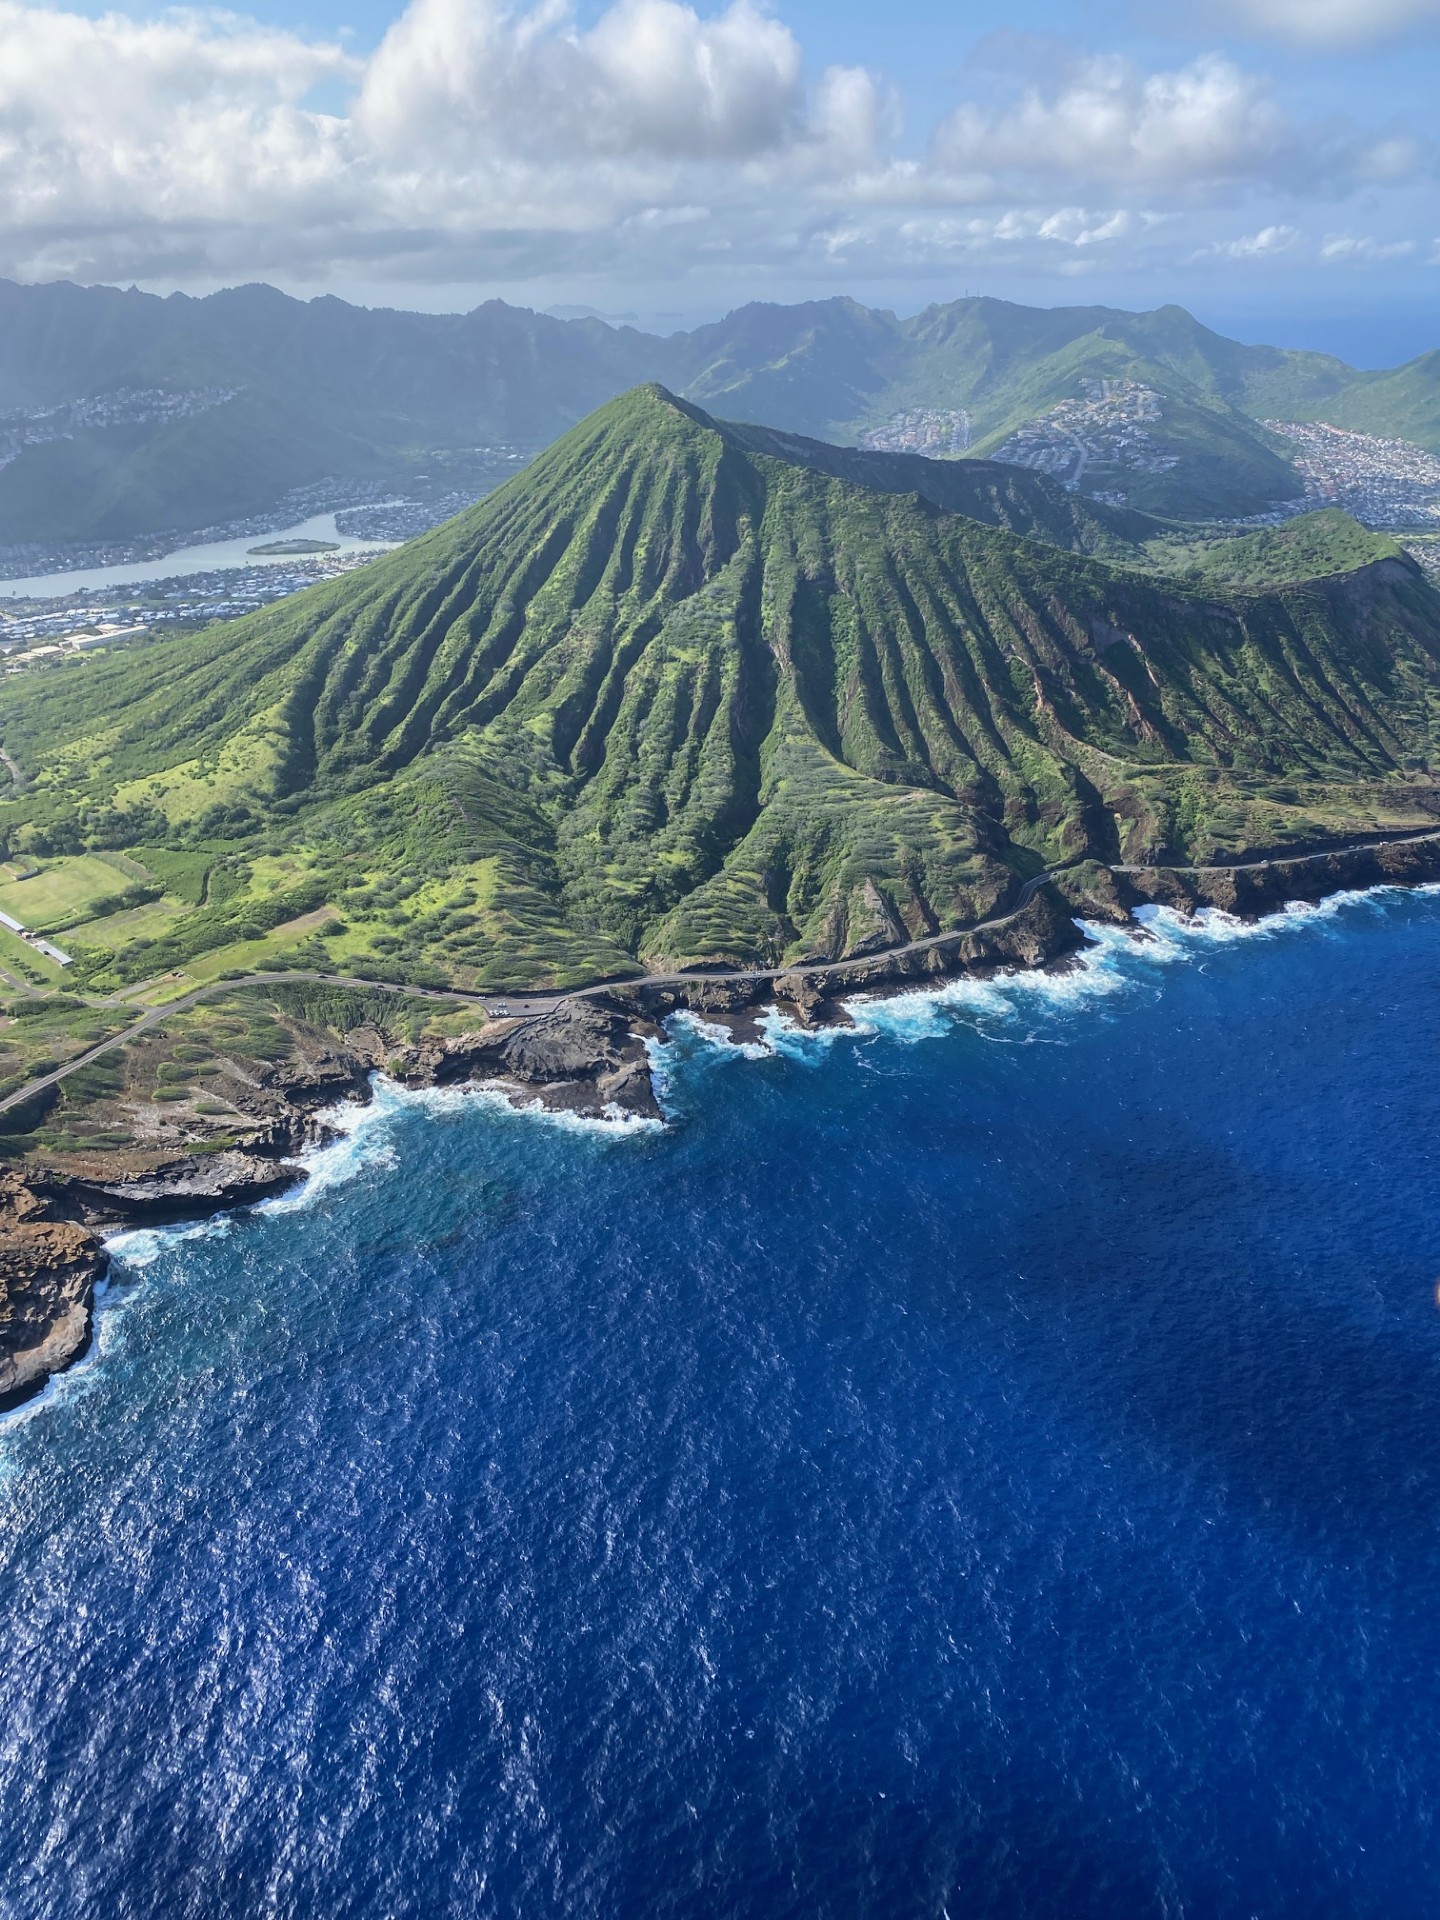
[6,832,1440,1413]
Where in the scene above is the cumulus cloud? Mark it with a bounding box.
[1222,0,1440,45]
[0,1,353,242]
[0,0,1426,293]
[931,52,1405,196]
[357,0,805,164]
[0,0,900,278]
[936,54,1282,186]
[1194,222,1300,258]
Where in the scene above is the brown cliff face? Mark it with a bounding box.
[1093,832,1440,920]
[404,1001,663,1121]
[0,1172,107,1410]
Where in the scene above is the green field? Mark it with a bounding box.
[0,853,144,931]
[72,898,185,945]
[179,907,340,984]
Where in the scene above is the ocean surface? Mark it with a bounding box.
[3,890,1440,1918]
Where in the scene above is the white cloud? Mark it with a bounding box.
[0,0,871,277]
[1320,232,1419,261]
[0,1,354,241]
[932,53,1374,195]
[823,205,1150,271]
[1195,222,1300,258]
[0,0,1426,294]
[1223,0,1440,45]
[357,0,806,164]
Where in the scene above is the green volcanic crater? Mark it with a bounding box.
[0,385,1437,995]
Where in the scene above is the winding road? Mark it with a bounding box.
[4,826,1439,1121]
[0,870,1065,1120]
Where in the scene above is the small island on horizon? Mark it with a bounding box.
[246,538,342,557]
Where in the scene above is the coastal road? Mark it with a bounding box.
[0,872,1067,1120]
[475,866,1068,1018]
[0,969,495,1121]
[5,827,1436,1120]
[1112,824,1440,878]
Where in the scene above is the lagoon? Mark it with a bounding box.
[0,514,393,601]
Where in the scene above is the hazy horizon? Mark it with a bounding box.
[2,0,1436,370]
[10,271,1435,373]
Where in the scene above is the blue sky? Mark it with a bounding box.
[5,0,1439,360]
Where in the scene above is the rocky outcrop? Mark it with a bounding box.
[773,889,1082,1022]
[64,1151,306,1227]
[609,889,1082,1028]
[260,1048,373,1114]
[0,1171,106,1410]
[1087,831,1440,920]
[403,999,662,1120]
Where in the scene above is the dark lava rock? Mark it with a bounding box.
[499,1001,643,1084]
[262,1048,372,1110]
[1111,831,1440,919]
[0,1171,107,1409]
[407,1000,662,1118]
[66,1151,305,1227]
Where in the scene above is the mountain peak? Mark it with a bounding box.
[0,385,1433,1000]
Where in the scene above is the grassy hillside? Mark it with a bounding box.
[716,420,1159,560]
[1143,509,1402,587]
[1301,351,1440,451]
[0,385,1437,996]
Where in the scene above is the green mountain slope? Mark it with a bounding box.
[715,420,1159,559]
[1,386,1437,994]
[684,297,1319,516]
[1303,350,1440,449]
[0,390,389,544]
[0,280,674,546]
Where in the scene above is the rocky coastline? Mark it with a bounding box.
[0,1173,109,1410]
[5,835,1440,1413]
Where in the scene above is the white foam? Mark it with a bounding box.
[355,1071,662,1135]
[258,1080,401,1217]
[1127,882,1434,960]
[667,1011,773,1062]
[755,1006,848,1060]
[832,923,1133,1046]
[0,1266,141,1439]
[257,1074,658,1228]
[670,880,1440,1058]
[106,1212,238,1265]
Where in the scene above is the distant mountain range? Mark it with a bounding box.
[0,280,1437,548]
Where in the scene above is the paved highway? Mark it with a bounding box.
[0,874,1064,1118]
[4,829,1436,1119]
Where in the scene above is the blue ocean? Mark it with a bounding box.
[3,891,1440,1918]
